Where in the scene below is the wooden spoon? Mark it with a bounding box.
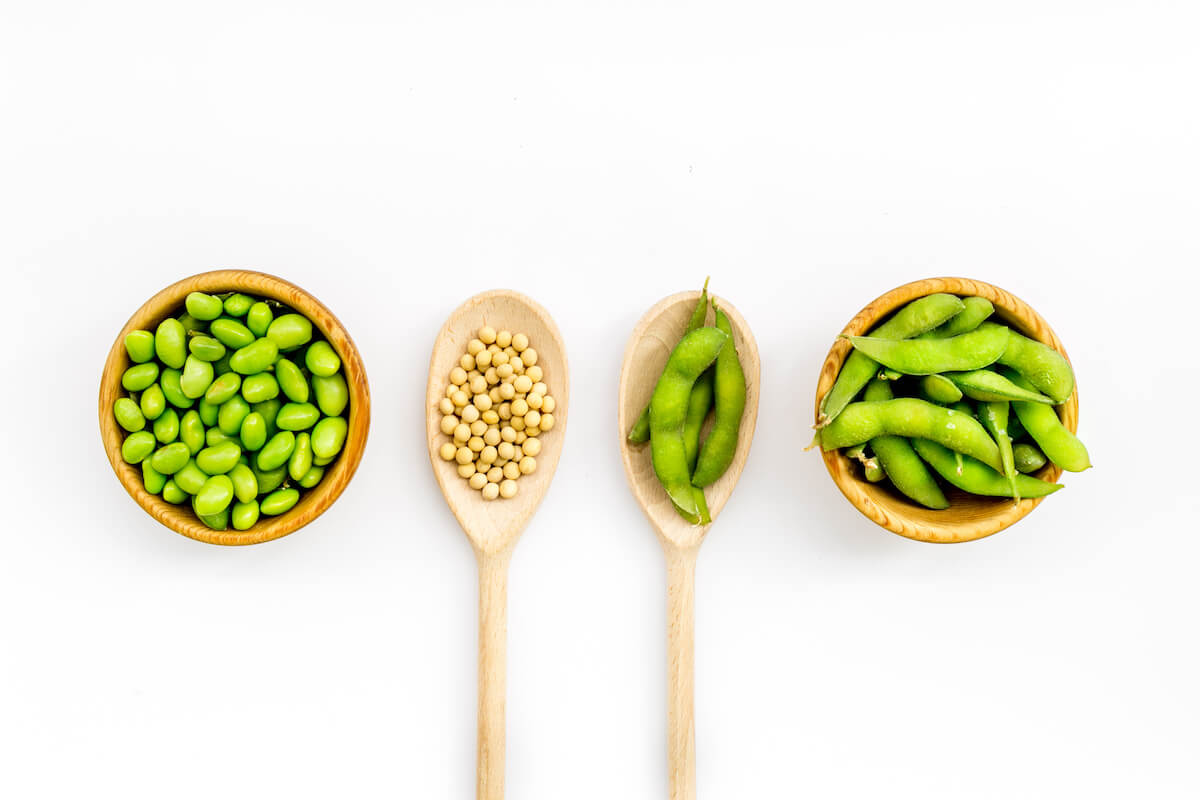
[618,291,760,799]
[426,290,570,800]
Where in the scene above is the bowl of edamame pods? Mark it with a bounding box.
[99,270,370,545]
[814,277,1088,543]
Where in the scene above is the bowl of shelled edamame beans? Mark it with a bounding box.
[99,270,370,545]
[814,277,1084,543]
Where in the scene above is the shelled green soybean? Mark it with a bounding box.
[817,294,1090,507]
[114,291,350,530]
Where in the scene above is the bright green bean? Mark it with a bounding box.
[1004,369,1091,472]
[845,322,1009,376]
[240,412,267,451]
[159,368,192,409]
[216,396,249,436]
[162,480,186,504]
[241,373,280,404]
[253,398,282,438]
[223,293,253,317]
[288,432,313,481]
[152,407,179,443]
[197,508,230,530]
[266,314,313,351]
[173,460,208,495]
[180,355,214,399]
[692,305,746,488]
[253,463,288,494]
[228,463,258,503]
[818,293,965,427]
[179,411,205,454]
[139,384,166,420]
[297,466,325,489]
[197,398,219,427]
[121,363,159,392]
[206,428,235,447]
[124,330,156,363]
[246,302,273,337]
[920,374,963,404]
[648,326,728,516]
[277,403,320,431]
[918,296,994,339]
[188,335,226,362]
[947,370,1053,405]
[261,488,300,516]
[176,313,205,335]
[820,397,1003,471]
[185,292,224,321]
[1013,442,1048,473]
[861,379,948,509]
[229,338,279,375]
[257,431,296,471]
[113,398,146,432]
[194,474,234,516]
[154,318,187,369]
[312,373,348,417]
[311,416,348,460]
[121,431,156,464]
[231,500,260,530]
[142,460,167,494]
[996,331,1074,404]
[149,442,190,475]
[912,439,1062,498]
[196,440,242,475]
[275,358,309,403]
[210,318,255,349]
[203,373,241,406]
[305,341,341,377]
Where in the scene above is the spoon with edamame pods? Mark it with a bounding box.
[618,290,760,800]
[426,290,570,800]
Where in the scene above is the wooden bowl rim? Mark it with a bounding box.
[98,269,371,546]
[813,276,1079,544]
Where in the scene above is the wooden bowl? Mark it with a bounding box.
[98,270,371,546]
[814,277,1079,543]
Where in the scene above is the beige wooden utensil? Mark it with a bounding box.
[618,291,760,800]
[426,290,569,800]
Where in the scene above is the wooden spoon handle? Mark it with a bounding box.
[665,545,699,800]
[477,550,511,800]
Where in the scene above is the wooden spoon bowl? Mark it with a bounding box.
[814,276,1079,544]
[618,290,760,800]
[98,269,371,546]
[426,289,569,800]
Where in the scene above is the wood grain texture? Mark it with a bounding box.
[98,269,371,546]
[425,289,569,800]
[813,276,1079,544]
[617,291,760,800]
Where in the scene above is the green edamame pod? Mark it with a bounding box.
[266,314,313,351]
[275,358,310,403]
[1013,442,1048,473]
[231,500,260,531]
[996,331,1075,404]
[1003,369,1091,472]
[692,306,747,488]
[978,401,1020,501]
[305,341,341,377]
[179,411,205,454]
[918,296,994,339]
[180,355,215,399]
[288,432,313,481]
[161,479,187,504]
[912,439,1062,498]
[241,373,280,404]
[196,440,242,475]
[919,374,963,404]
[229,338,280,375]
[628,280,710,444]
[154,318,187,369]
[173,460,208,495]
[845,322,1010,376]
[861,379,948,510]
[818,293,965,427]
[311,416,348,460]
[160,368,193,409]
[260,488,301,516]
[139,383,166,420]
[149,442,190,475]
[121,431,157,464]
[682,370,714,474]
[152,407,179,443]
[142,460,167,495]
[820,398,1004,472]
[223,293,253,317]
[204,373,242,406]
[218,395,251,435]
[229,463,258,503]
[648,326,728,516]
[947,369,1054,405]
[246,302,273,337]
[239,412,268,451]
[210,318,256,349]
[121,363,159,392]
[312,373,349,417]
[113,398,146,432]
[257,431,296,471]
[188,335,227,362]
[124,330,156,363]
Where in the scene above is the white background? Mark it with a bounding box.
[3,2,1198,798]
